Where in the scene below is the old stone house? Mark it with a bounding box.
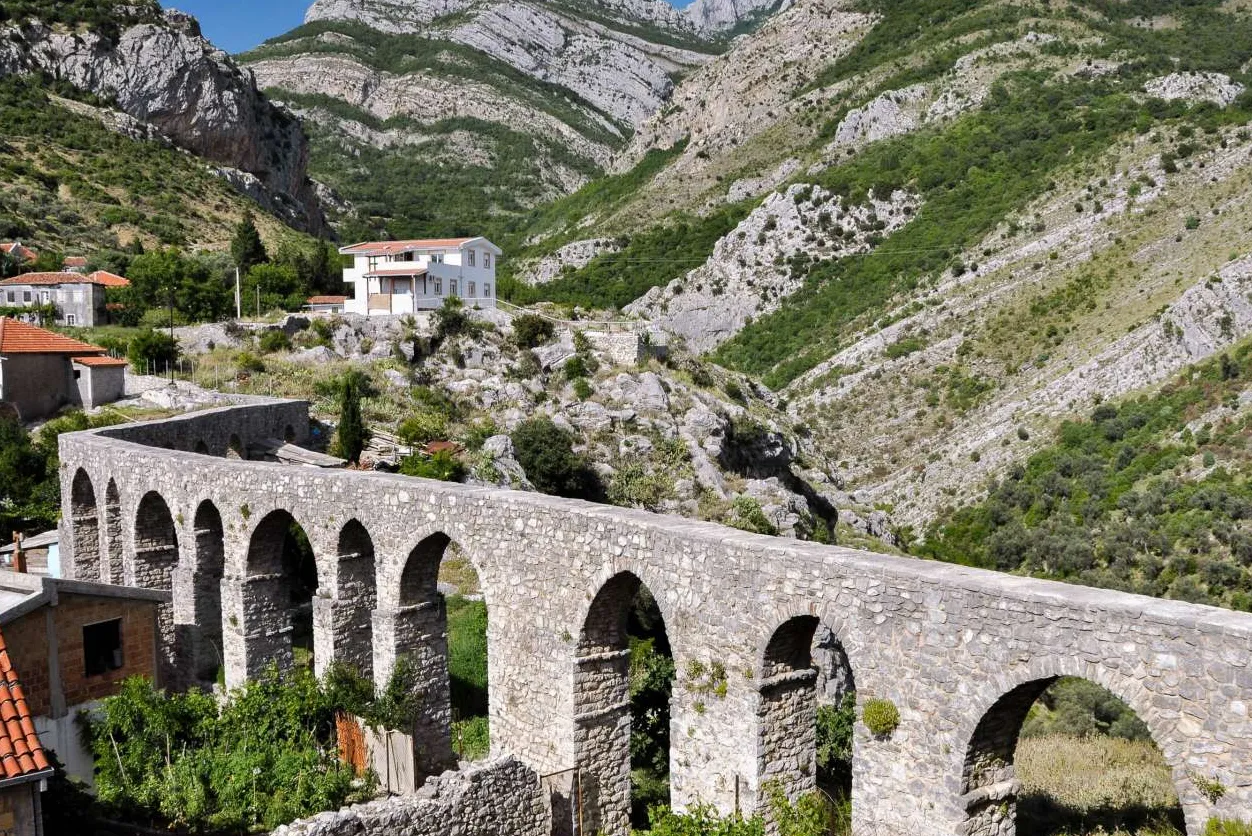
[0,570,168,786]
[0,271,130,328]
[0,318,127,421]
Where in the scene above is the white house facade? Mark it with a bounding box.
[339,237,501,316]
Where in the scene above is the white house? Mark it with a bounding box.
[339,237,501,316]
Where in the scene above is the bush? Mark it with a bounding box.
[863,697,900,737]
[728,495,778,536]
[572,377,593,400]
[397,412,449,446]
[235,351,265,374]
[333,370,370,464]
[259,329,292,354]
[608,463,672,511]
[511,313,555,348]
[816,693,856,788]
[510,417,599,499]
[563,355,589,380]
[127,329,178,373]
[399,449,465,482]
[1206,819,1252,836]
[433,296,469,340]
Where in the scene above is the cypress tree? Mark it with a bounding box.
[231,211,268,273]
[336,371,369,464]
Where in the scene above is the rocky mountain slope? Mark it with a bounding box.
[0,3,326,234]
[238,0,725,240]
[504,0,1252,533]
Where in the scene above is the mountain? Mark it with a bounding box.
[0,1,327,243]
[237,0,725,240]
[503,0,1252,529]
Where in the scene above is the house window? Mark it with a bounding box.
[398,251,414,262]
[485,253,492,269]
[434,278,442,294]
[4,291,12,303]
[368,257,379,273]
[468,281,476,297]
[485,284,492,297]
[467,249,476,267]
[450,280,458,297]
[432,253,443,264]
[22,291,31,303]
[66,314,77,326]
[84,618,124,677]
[41,291,50,303]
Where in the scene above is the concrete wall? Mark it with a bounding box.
[74,364,125,410]
[1,283,106,326]
[57,400,1252,836]
[0,782,42,836]
[0,354,72,421]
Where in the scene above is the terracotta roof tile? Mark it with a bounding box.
[0,318,109,355]
[341,238,473,255]
[0,628,49,781]
[72,355,128,368]
[0,270,129,288]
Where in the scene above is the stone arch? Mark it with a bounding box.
[69,468,100,581]
[574,570,674,836]
[241,509,319,676]
[186,500,225,684]
[227,434,245,460]
[103,480,123,585]
[959,661,1188,836]
[373,530,486,778]
[284,424,296,443]
[133,491,180,682]
[193,440,210,455]
[315,519,376,679]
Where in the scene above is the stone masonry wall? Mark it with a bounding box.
[268,756,548,836]
[58,401,1252,836]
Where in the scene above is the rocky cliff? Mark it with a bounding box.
[241,0,723,237]
[0,9,326,233]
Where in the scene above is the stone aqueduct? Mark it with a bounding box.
[58,401,1252,836]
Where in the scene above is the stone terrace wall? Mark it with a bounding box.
[58,401,1252,836]
[269,756,548,836]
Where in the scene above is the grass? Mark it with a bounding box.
[447,594,488,718]
[1016,735,1184,836]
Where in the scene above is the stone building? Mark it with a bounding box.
[0,318,127,420]
[0,271,130,327]
[0,570,167,785]
[57,401,1252,836]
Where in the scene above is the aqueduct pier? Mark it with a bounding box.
[58,401,1252,836]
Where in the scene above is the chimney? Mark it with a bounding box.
[12,533,26,574]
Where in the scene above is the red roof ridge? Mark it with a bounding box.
[0,317,109,355]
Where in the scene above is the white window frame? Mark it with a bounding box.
[66,313,77,326]
[467,249,476,267]
[485,284,492,297]
[484,253,492,269]
[468,281,476,297]
[434,278,443,294]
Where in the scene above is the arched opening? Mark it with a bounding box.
[133,491,179,682]
[244,510,317,673]
[962,677,1184,836]
[227,434,245,460]
[386,532,488,776]
[193,440,210,455]
[574,572,675,835]
[325,520,376,679]
[191,501,225,684]
[284,425,296,443]
[69,469,100,581]
[104,480,123,585]
[758,617,856,818]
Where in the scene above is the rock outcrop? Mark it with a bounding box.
[0,10,325,233]
[686,0,789,34]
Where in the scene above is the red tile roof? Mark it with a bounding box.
[72,355,128,367]
[306,295,348,305]
[341,238,473,255]
[0,244,37,263]
[0,318,109,355]
[62,257,88,269]
[0,628,50,780]
[0,271,129,288]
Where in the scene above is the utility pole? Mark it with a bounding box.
[168,285,175,382]
[235,267,242,320]
[256,285,261,320]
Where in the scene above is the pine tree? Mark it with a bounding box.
[335,371,370,464]
[230,211,268,272]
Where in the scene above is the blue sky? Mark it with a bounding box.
[165,0,693,54]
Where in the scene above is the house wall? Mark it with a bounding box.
[0,354,73,421]
[74,365,124,410]
[344,247,499,315]
[0,782,41,836]
[0,283,105,327]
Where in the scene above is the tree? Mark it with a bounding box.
[511,313,555,349]
[128,329,178,373]
[334,370,370,464]
[0,415,55,540]
[510,417,599,499]
[433,296,469,341]
[230,210,268,273]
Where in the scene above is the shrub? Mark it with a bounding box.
[433,296,469,340]
[259,329,292,354]
[863,697,900,737]
[816,693,856,788]
[397,412,449,446]
[235,351,265,374]
[399,449,464,482]
[563,355,589,380]
[333,370,370,464]
[1206,820,1252,836]
[728,495,778,536]
[510,417,599,499]
[511,313,555,348]
[608,463,672,511]
[127,329,178,373]
[572,377,593,400]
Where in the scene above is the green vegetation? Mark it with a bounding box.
[510,416,601,499]
[447,595,488,719]
[86,671,373,834]
[333,370,371,464]
[1207,820,1252,836]
[231,211,269,273]
[920,344,1252,610]
[127,328,179,372]
[861,697,900,737]
[0,0,160,32]
[510,313,556,349]
[1023,679,1149,742]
